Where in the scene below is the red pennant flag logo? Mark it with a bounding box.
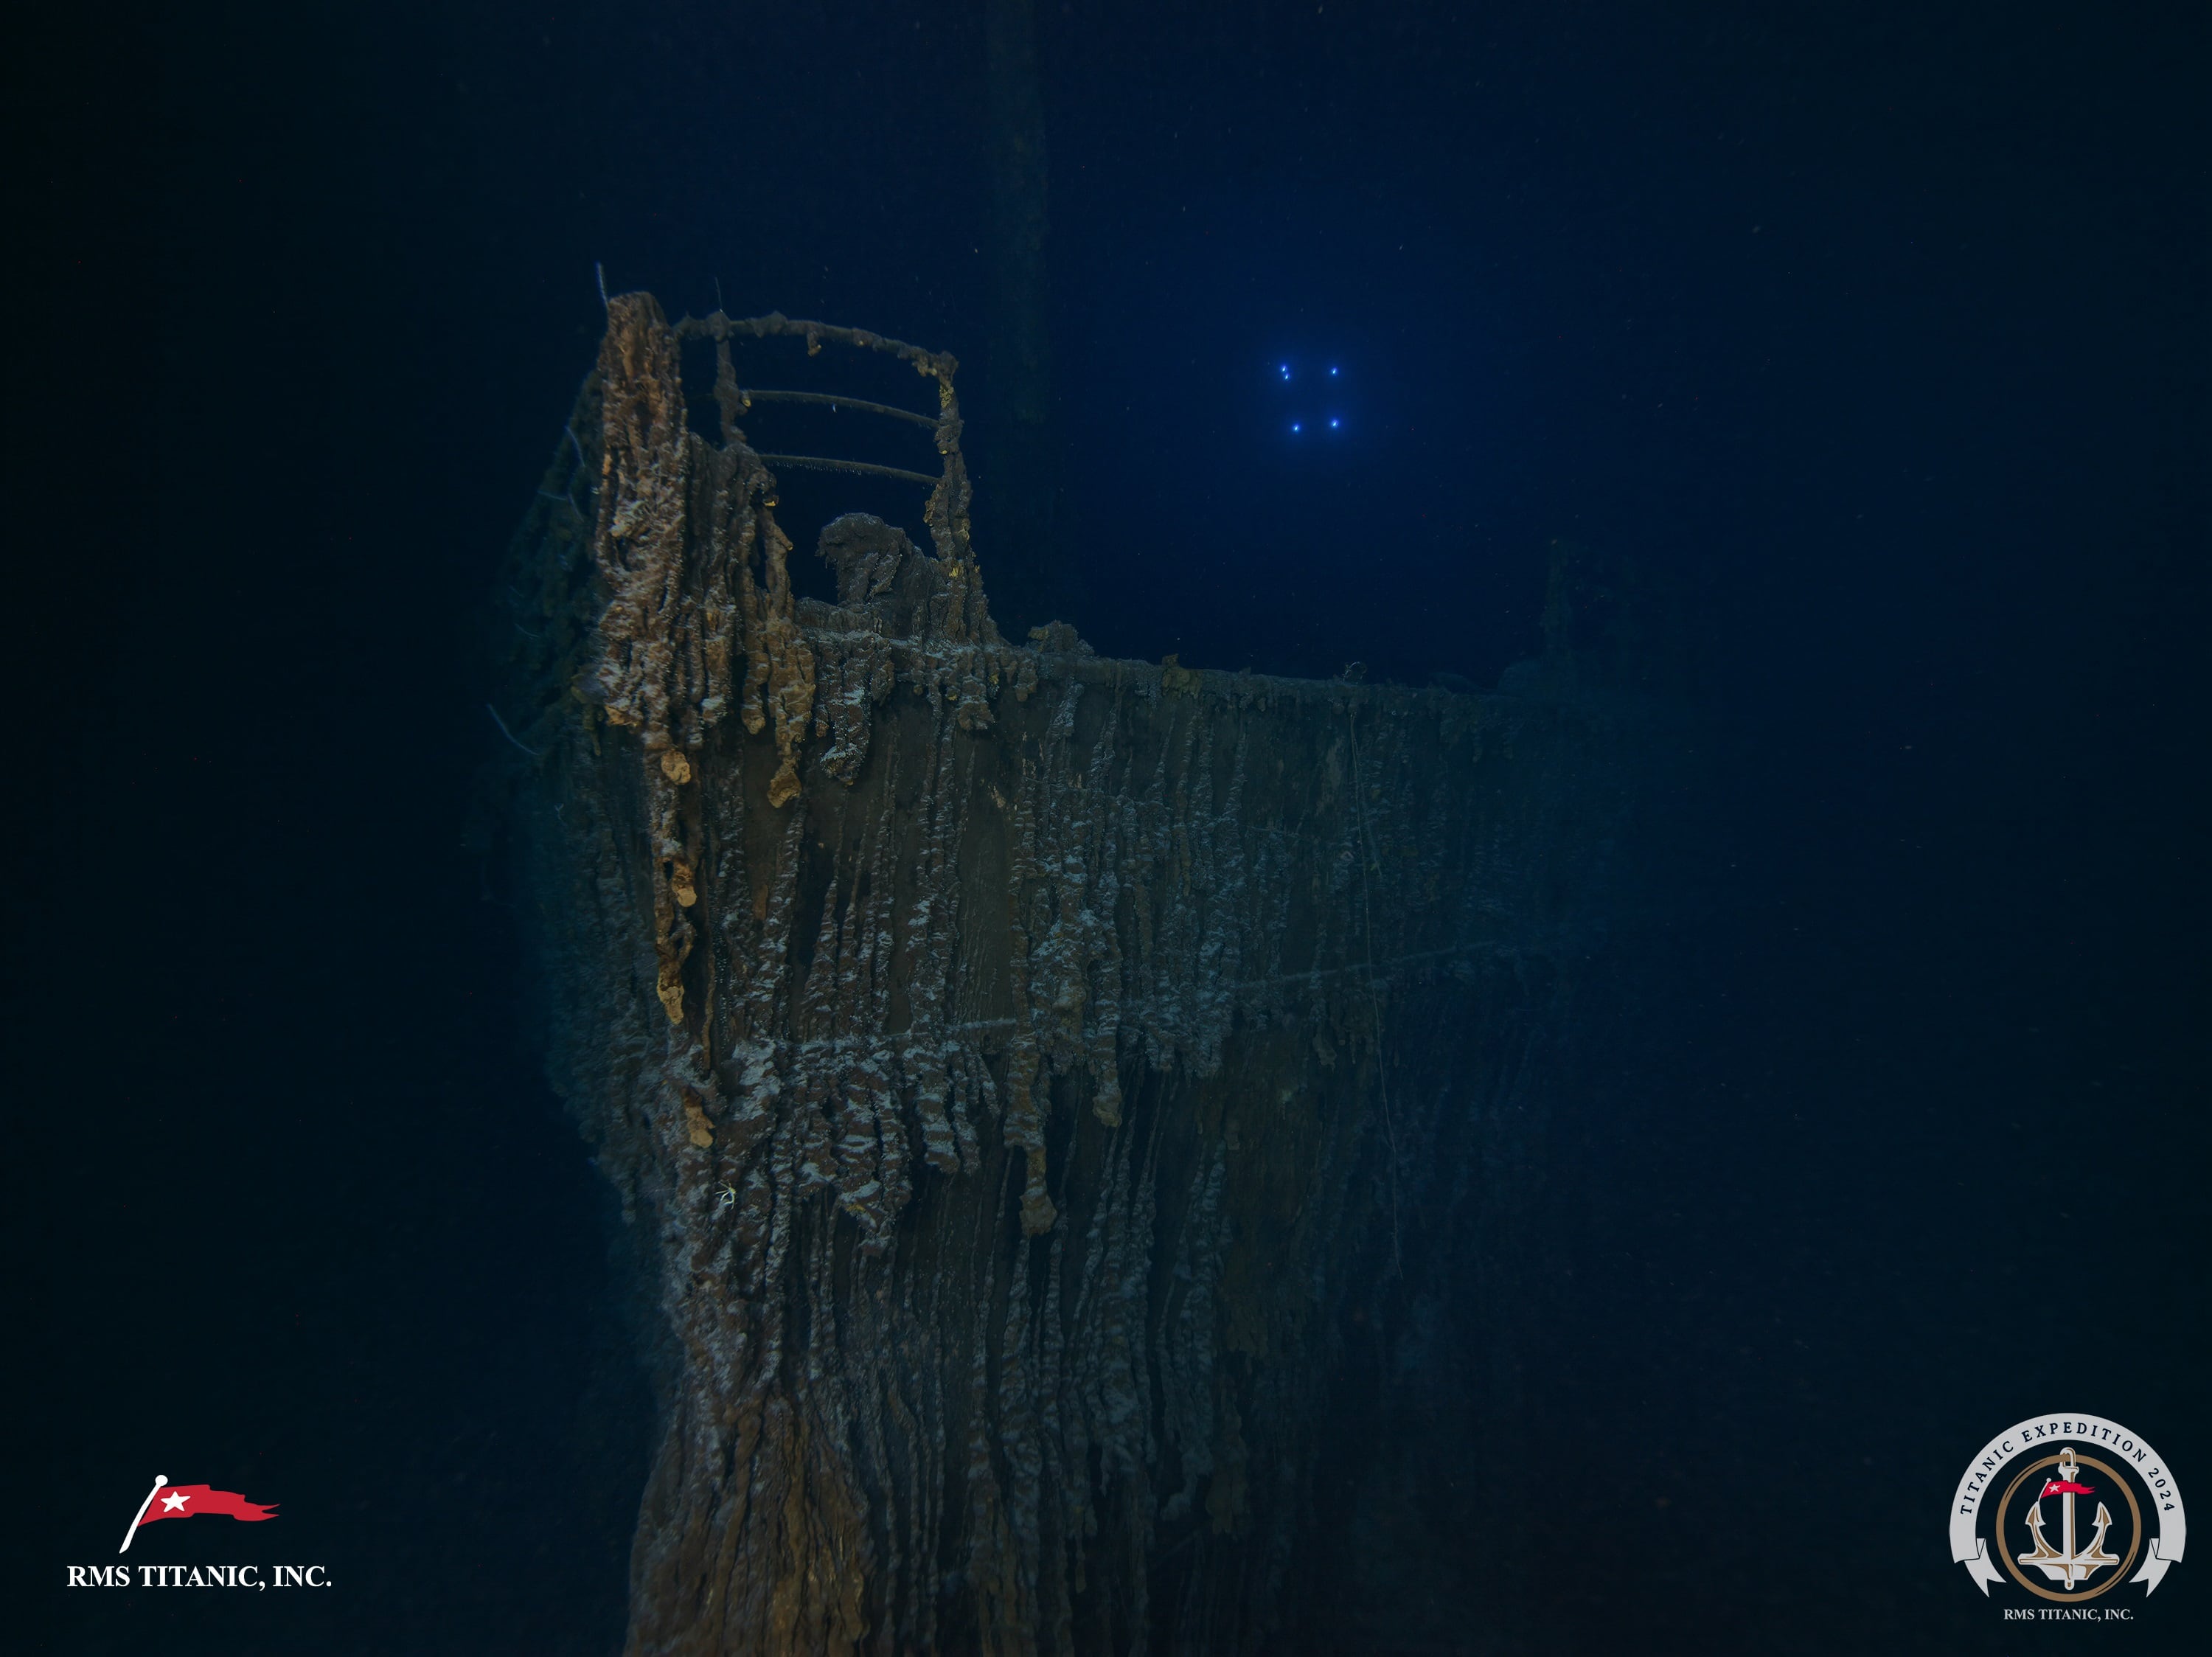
[2039,1478,2096,1498]
[118,1476,278,1553]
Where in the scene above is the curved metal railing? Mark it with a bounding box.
[671,310,975,566]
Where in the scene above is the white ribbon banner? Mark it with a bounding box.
[1950,1413,2187,1596]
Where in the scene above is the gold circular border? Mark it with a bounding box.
[1997,1452,2143,1603]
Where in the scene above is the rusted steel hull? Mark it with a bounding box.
[498,296,1618,1655]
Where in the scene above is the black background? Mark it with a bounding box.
[15,1,2206,1650]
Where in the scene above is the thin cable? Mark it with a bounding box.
[1345,692,1404,1280]
[486,703,544,759]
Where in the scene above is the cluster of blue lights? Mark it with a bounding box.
[1275,361,1346,436]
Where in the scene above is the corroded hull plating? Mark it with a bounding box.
[498,296,1622,1655]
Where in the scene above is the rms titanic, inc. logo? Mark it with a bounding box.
[65,1474,330,1593]
[1950,1414,2188,1616]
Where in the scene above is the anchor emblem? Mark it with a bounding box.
[2017,1447,2122,1591]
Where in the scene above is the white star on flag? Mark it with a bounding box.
[118,1477,276,1552]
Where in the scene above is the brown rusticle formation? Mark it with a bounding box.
[497,295,1623,1655]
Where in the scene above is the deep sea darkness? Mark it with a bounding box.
[18,1,2207,1651]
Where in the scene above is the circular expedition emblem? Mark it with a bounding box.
[1951,1414,2186,1604]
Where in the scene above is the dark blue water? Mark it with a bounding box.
[24,1,2205,1650]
